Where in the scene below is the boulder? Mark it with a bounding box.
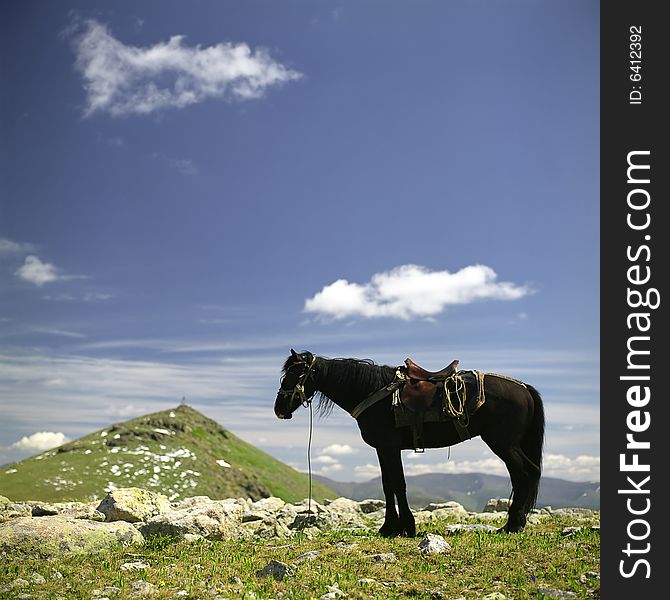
[422,501,468,516]
[0,496,32,523]
[27,501,105,521]
[483,498,511,513]
[140,499,243,540]
[0,516,144,556]
[97,488,172,523]
[358,499,386,514]
[418,533,451,554]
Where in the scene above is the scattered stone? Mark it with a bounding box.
[0,499,32,523]
[102,587,122,596]
[444,524,498,534]
[0,516,144,556]
[483,498,511,513]
[320,582,346,599]
[140,500,243,540]
[358,499,385,513]
[561,526,582,537]
[256,560,292,581]
[120,560,150,571]
[30,572,46,584]
[482,593,506,600]
[130,580,157,597]
[2,578,29,591]
[294,550,320,563]
[371,552,396,563]
[418,533,451,555]
[97,488,172,523]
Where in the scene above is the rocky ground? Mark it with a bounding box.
[0,488,598,556]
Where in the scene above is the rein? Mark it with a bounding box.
[350,368,407,419]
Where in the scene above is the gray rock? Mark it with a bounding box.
[422,501,467,515]
[0,498,32,523]
[358,499,385,514]
[418,533,451,554]
[130,580,157,597]
[483,498,511,513]
[371,552,396,563]
[140,500,243,540]
[29,572,46,584]
[0,516,144,556]
[256,560,292,581]
[294,550,320,563]
[28,501,105,521]
[97,488,172,523]
[120,560,150,571]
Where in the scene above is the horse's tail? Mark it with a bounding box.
[521,384,545,511]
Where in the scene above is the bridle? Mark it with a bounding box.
[277,355,319,410]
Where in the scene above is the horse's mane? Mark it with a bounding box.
[314,357,396,417]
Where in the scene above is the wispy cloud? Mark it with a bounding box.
[304,264,531,321]
[70,19,303,117]
[0,238,36,257]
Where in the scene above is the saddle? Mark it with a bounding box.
[404,358,459,382]
[396,359,480,452]
[401,358,459,412]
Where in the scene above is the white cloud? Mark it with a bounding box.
[315,463,343,475]
[354,463,381,479]
[10,431,70,452]
[71,19,303,117]
[401,453,600,482]
[314,455,338,464]
[304,264,531,320]
[15,256,61,286]
[321,443,358,455]
[0,238,35,257]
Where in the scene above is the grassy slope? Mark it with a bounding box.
[0,513,600,599]
[0,405,333,504]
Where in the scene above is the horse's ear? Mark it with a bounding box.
[291,349,299,359]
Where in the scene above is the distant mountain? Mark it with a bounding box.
[0,405,334,504]
[314,472,600,511]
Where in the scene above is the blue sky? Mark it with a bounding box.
[1,1,599,484]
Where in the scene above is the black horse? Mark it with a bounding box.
[274,350,545,535]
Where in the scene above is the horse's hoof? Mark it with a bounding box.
[378,524,401,538]
[497,524,524,534]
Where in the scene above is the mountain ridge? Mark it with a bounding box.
[314,472,600,512]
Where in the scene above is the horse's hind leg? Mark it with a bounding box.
[376,447,416,537]
[489,444,533,533]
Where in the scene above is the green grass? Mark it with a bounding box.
[0,514,600,599]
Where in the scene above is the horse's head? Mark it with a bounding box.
[274,349,318,419]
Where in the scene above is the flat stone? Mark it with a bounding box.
[0,516,144,556]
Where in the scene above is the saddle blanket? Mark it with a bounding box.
[393,369,485,429]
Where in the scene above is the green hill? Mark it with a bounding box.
[0,404,334,504]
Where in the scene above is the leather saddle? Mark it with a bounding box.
[400,358,459,412]
[404,358,459,382]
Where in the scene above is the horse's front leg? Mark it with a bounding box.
[376,447,416,537]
